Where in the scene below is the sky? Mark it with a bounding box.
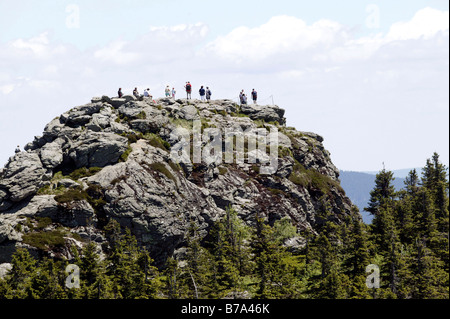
[0,0,448,172]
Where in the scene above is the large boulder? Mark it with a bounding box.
[42,117,65,142]
[40,138,64,169]
[68,132,129,168]
[178,104,200,120]
[130,115,168,134]
[0,152,49,203]
[60,103,103,128]
[240,104,285,124]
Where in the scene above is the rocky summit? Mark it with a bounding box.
[0,94,359,266]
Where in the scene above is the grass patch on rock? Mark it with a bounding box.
[289,160,343,195]
[150,162,176,182]
[54,189,90,204]
[22,229,67,251]
[143,133,171,152]
[69,167,102,180]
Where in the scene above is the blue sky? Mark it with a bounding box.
[0,0,448,171]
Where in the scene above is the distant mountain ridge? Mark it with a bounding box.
[362,168,422,178]
[339,169,413,223]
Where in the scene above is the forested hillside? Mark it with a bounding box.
[1,153,447,299]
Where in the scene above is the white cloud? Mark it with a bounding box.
[94,40,140,65]
[386,7,449,41]
[8,32,68,59]
[0,84,15,95]
[11,32,49,55]
[149,22,209,38]
[204,9,449,67]
[204,15,349,63]
[93,22,209,66]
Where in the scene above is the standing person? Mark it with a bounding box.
[165,85,171,97]
[239,90,244,105]
[242,94,247,105]
[199,85,206,101]
[172,87,176,99]
[118,88,123,98]
[251,89,257,104]
[185,82,192,99]
[206,87,212,102]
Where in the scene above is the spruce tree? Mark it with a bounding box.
[26,257,67,299]
[344,218,371,277]
[410,237,449,299]
[105,222,160,299]
[404,169,420,195]
[208,207,252,297]
[420,153,449,272]
[251,215,301,298]
[5,248,37,298]
[365,168,397,216]
[184,220,213,298]
[162,257,187,299]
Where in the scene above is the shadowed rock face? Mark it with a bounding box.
[0,96,359,265]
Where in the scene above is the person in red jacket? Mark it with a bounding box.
[185,82,192,99]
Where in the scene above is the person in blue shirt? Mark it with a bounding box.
[251,89,257,104]
[199,86,206,101]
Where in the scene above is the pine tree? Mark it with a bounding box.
[410,237,449,298]
[105,221,160,299]
[184,220,213,298]
[208,207,252,297]
[420,153,449,272]
[162,257,187,299]
[5,248,37,298]
[396,188,416,244]
[251,215,302,298]
[76,242,118,299]
[26,257,67,299]
[404,169,420,195]
[0,275,10,299]
[365,168,397,216]
[209,219,241,298]
[344,218,371,277]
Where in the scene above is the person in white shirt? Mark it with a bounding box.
[144,88,152,99]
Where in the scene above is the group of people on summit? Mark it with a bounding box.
[240,89,257,105]
[117,83,258,105]
[183,82,212,101]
